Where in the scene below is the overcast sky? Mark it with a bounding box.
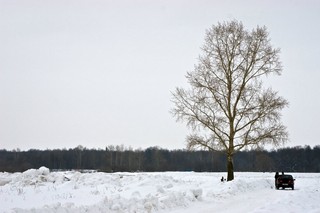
[1,0,319,151]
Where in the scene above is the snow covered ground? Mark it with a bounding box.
[0,167,319,213]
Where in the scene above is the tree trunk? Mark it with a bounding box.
[227,154,234,181]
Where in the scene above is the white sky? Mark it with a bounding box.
[1,0,319,151]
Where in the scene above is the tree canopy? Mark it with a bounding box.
[171,20,288,181]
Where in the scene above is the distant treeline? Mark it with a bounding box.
[1,145,320,173]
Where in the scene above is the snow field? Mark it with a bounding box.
[0,168,319,212]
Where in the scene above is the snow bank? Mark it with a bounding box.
[0,169,319,213]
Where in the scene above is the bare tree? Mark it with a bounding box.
[171,20,289,181]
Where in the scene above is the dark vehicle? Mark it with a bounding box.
[275,174,295,190]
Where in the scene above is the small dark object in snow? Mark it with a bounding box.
[64,176,71,181]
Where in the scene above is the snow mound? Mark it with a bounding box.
[21,166,50,180]
[0,177,11,186]
[1,171,319,213]
[39,166,50,175]
[9,166,71,187]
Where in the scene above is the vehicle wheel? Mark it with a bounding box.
[292,186,294,190]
